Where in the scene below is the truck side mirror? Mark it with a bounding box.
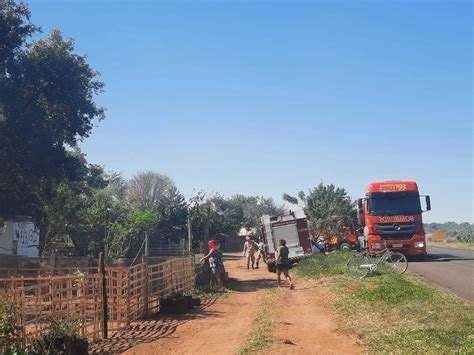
[357,199,363,210]
[425,196,431,211]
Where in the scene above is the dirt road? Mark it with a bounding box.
[114,253,361,354]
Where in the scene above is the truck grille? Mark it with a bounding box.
[373,222,419,240]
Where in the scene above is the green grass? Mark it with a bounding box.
[239,288,282,355]
[194,284,232,299]
[295,253,474,354]
[293,251,352,278]
[353,275,436,305]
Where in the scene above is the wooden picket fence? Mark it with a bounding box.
[0,256,195,346]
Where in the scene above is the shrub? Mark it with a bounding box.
[0,297,24,352]
[31,318,87,354]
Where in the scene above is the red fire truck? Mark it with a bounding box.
[260,210,313,272]
[357,181,431,260]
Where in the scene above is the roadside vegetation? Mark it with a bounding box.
[195,285,232,299]
[295,253,474,353]
[427,240,474,250]
[425,222,474,250]
[239,288,282,355]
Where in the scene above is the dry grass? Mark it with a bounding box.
[427,240,474,250]
[239,288,282,355]
[296,254,474,353]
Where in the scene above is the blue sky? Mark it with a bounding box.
[28,0,472,223]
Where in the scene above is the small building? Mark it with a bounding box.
[0,216,39,257]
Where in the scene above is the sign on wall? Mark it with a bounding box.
[13,221,39,257]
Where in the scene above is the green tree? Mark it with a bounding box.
[0,0,104,220]
[225,194,285,229]
[283,183,356,238]
[40,164,111,256]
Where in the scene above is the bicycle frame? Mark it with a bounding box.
[357,244,394,273]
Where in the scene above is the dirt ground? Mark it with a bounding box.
[96,253,361,354]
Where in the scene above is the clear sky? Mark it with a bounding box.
[28,0,472,223]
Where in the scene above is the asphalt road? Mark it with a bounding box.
[408,246,474,302]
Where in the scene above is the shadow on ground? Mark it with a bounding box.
[226,277,276,292]
[90,297,218,354]
[412,254,474,263]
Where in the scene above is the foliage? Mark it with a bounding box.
[40,172,113,256]
[30,318,85,354]
[0,1,293,260]
[188,192,285,251]
[239,288,281,355]
[453,230,474,243]
[0,298,23,351]
[295,257,474,353]
[293,252,351,278]
[225,194,284,229]
[127,171,175,210]
[195,285,231,299]
[425,222,474,243]
[424,221,473,234]
[0,0,104,230]
[284,183,356,238]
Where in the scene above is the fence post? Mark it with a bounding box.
[98,252,108,339]
[187,214,192,254]
[143,233,149,317]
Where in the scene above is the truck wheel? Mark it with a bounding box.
[339,242,351,252]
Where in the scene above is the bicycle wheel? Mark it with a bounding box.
[347,253,371,279]
[383,252,408,275]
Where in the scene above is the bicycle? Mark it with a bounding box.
[346,241,408,279]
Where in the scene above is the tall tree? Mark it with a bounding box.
[127,171,175,210]
[283,183,356,238]
[226,194,285,229]
[0,0,105,220]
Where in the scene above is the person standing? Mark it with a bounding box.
[312,235,327,255]
[242,236,257,269]
[276,239,294,289]
[255,238,267,269]
[200,239,225,286]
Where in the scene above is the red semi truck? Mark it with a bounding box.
[357,180,431,260]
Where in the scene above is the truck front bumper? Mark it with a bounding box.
[385,240,426,256]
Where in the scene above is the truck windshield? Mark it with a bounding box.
[368,191,422,216]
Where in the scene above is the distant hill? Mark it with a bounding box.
[424,222,473,234]
[424,222,473,243]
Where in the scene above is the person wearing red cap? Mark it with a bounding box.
[200,239,225,286]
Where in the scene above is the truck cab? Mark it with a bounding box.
[358,180,431,259]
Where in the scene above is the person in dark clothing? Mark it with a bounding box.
[276,239,294,289]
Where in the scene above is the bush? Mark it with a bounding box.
[455,231,474,243]
[31,318,87,355]
[0,298,23,352]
